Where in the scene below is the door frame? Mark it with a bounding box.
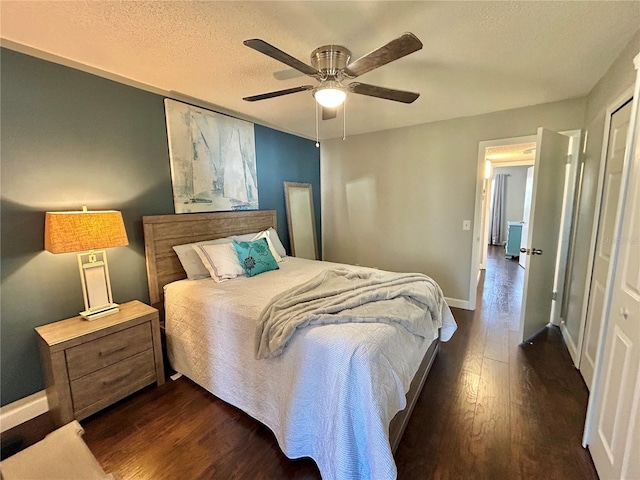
[567,85,634,367]
[481,158,535,270]
[470,131,580,312]
[549,130,582,326]
[519,166,535,269]
[471,135,536,309]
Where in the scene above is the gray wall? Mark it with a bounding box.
[562,31,640,350]
[321,98,586,303]
[491,165,530,244]
[0,48,320,406]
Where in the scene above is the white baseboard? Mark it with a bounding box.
[445,297,471,310]
[0,391,49,433]
[560,322,580,368]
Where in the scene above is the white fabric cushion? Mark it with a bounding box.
[267,227,287,258]
[194,243,245,282]
[173,238,232,279]
[0,420,114,479]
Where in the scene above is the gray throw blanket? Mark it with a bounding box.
[255,268,444,359]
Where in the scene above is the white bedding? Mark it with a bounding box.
[164,257,456,480]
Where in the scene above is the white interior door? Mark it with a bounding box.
[588,82,640,480]
[519,166,534,269]
[519,128,569,342]
[580,100,632,389]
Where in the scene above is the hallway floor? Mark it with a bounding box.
[395,246,597,479]
[81,247,598,479]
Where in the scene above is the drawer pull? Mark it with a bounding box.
[102,371,131,386]
[99,344,128,356]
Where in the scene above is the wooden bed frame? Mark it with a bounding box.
[142,210,438,454]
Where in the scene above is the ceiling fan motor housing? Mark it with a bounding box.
[311,45,351,80]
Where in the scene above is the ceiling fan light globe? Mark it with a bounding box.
[314,87,347,108]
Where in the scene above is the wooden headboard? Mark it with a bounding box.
[143,210,277,310]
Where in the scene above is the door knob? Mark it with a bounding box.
[620,307,629,319]
[532,249,543,255]
[520,247,530,254]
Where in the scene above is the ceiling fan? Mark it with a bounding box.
[243,33,423,120]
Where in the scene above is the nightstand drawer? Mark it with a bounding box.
[66,323,152,380]
[70,349,156,412]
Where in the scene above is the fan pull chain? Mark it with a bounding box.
[343,98,346,141]
[315,101,320,148]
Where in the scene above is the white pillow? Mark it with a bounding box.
[266,227,287,258]
[173,238,231,279]
[194,243,245,283]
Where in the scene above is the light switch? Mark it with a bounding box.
[463,220,471,231]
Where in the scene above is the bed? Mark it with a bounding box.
[143,210,455,479]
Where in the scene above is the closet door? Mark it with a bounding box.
[587,60,640,479]
[580,99,632,389]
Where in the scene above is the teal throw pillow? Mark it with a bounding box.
[233,238,279,277]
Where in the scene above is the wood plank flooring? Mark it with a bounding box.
[78,246,597,479]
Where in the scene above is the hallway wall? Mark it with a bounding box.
[321,98,585,304]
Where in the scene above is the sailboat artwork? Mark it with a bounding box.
[165,98,258,213]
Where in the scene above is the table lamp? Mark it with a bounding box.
[44,206,129,320]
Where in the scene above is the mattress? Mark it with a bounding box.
[164,257,456,479]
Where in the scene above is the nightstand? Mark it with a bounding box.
[36,300,165,426]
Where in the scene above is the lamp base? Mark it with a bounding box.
[80,303,120,321]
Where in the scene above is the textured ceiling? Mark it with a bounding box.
[486,142,537,162]
[1,1,639,140]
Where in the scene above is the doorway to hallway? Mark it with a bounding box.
[483,245,525,354]
[472,129,582,343]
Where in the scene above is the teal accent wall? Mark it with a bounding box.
[255,125,321,256]
[0,48,320,406]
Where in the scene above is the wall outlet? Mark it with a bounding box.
[463,220,471,231]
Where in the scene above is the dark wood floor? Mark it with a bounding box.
[77,247,595,478]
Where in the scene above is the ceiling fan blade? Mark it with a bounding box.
[322,106,338,120]
[244,39,319,77]
[349,82,420,104]
[273,68,305,81]
[343,33,423,78]
[243,85,314,102]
